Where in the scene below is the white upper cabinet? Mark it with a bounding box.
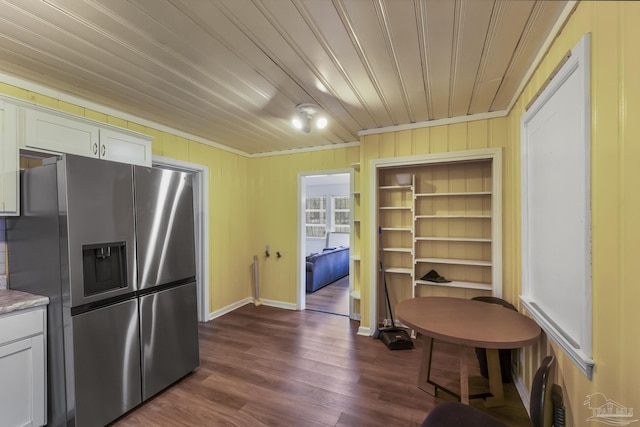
[23,107,100,158]
[99,128,152,166]
[0,96,155,215]
[0,101,19,215]
[21,107,153,167]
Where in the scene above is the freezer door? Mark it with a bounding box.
[70,298,142,427]
[139,282,199,400]
[134,166,196,289]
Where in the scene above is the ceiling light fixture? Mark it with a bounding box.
[292,103,328,133]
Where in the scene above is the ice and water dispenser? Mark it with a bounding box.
[82,241,128,296]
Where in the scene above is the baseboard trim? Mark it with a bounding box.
[207,297,299,321]
[259,299,297,310]
[357,326,372,336]
[513,371,531,416]
[207,298,254,321]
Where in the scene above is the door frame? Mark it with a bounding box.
[152,155,210,322]
[297,168,354,316]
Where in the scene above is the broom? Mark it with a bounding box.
[374,227,413,350]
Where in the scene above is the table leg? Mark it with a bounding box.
[417,335,436,395]
[458,344,469,405]
[484,348,505,407]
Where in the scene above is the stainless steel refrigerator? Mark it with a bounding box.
[133,165,199,401]
[7,154,199,427]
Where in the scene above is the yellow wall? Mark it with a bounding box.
[248,147,359,303]
[507,1,640,424]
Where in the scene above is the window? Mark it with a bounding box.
[305,197,326,238]
[520,34,593,379]
[331,196,350,233]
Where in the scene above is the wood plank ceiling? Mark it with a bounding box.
[0,0,571,155]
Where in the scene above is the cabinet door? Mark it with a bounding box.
[0,335,46,427]
[24,108,100,157]
[0,102,19,215]
[100,128,152,166]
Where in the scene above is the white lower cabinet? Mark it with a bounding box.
[0,307,47,427]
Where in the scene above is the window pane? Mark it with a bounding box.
[335,211,349,225]
[331,196,350,233]
[306,197,326,237]
[334,196,349,209]
[306,225,325,237]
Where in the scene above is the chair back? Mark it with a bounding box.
[530,355,556,427]
[471,296,517,311]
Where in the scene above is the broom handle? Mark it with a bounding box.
[378,227,395,327]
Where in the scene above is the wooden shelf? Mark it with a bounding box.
[415,191,491,197]
[380,206,411,210]
[415,237,491,243]
[350,289,361,299]
[383,247,412,253]
[380,227,412,232]
[350,255,361,261]
[415,280,492,291]
[415,215,491,219]
[384,267,413,275]
[379,185,412,190]
[415,257,492,267]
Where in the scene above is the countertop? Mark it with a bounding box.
[0,289,49,315]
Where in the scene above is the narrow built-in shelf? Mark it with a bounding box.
[352,191,361,196]
[415,257,492,267]
[415,215,491,219]
[350,255,361,261]
[381,227,412,232]
[383,247,412,253]
[415,191,491,197]
[380,206,411,210]
[351,162,360,170]
[415,237,491,242]
[415,280,492,291]
[385,267,413,275]
[379,185,412,190]
[350,289,361,299]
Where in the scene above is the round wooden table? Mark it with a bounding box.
[396,297,541,407]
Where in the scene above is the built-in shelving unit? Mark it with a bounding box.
[375,149,502,327]
[349,161,362,321]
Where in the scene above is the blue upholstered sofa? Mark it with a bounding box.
[305,246,349,292]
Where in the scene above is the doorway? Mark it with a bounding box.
[298,170,353,317]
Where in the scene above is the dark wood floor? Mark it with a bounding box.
[113,304,530,426]
[305,275,349,316]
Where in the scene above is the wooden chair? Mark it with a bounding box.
[420,355,556,427]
